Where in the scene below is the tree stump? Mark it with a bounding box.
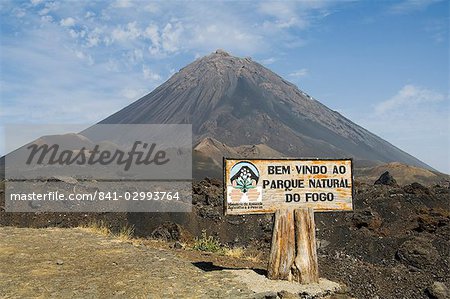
[267,209,295,280]
[291,208,319,283]
[267,208,319,284]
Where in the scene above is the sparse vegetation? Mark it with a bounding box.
[78,220,134,241]
[222,246,263,262]
[192,232,262,261]
[192,230,222,253]
[115,224,135,241]
[79,220,110,236]
[223,246,245,258]
[245,250,263,263]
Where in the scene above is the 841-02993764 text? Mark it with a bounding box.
[97,191,180,201]
[9,191,180,202]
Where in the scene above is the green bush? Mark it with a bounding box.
[193,230,222,253]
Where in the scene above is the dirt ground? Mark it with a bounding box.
[0,227,257,298]
[1,178,449,298]
[0,227,349,299]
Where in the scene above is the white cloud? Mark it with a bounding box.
[10,0,341,65]
[69,28,86,39]
[161,22,183,53]
[261,57,277,65]
[30,0,44,6]
[112,0,134,8]
[127,49,143,64]
[85,11,95,19]
[73,50,94,65]
[188,21,264,54]
[40,15,53,23]
[425,20,448,44]
[85,27,104,47]
[37,1,58,16]
[355,84,449,173]
[112,21,141,42]
[388,0,443,14]
[60,17,75,27]
[145,24,161,55]
[145,22,183,56]
[289,68,309,77]
[121,88,146,100]
[14,8,26,18]
[0,23,159,133]
[375,84,444,114]
[258,0,334,31]
[259,2,306,29]
[142,66,161,81]
[143,3,159,13]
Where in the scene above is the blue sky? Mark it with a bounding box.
[0,0,449,173]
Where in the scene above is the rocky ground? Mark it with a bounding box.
[0,173,449,298]
[0,226,350,298]
[0,226,256,298]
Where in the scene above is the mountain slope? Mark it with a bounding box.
[101,50,432,170]
[194,137,283,166]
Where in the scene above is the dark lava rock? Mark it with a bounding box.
[192,179,223,206]
[351,209,382,230]
[403,182,431,196]
[197,206,221,221]
[277,290,297,299]
[414,208,450,233]
[150,222,182,241]
[253,291,278,299]
[425,282,449,299]
[396,237,439,270]
[204,177,222,187]
[171,241,184,249]
[374,171,397,186]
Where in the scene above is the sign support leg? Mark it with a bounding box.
[291,208,319,283]
[267,208,319,284]
[267,209,295,280]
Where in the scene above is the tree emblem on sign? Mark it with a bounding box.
[230,161,260,194]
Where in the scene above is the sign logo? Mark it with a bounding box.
[228,161,262,203]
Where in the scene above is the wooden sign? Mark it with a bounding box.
[223,158,354,284]
[223,158,353,215]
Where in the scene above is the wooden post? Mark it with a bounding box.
[267,208,319,284]
[267,209,295,280]
[291,208,319,283]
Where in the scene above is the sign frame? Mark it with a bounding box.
[223,157,355,216]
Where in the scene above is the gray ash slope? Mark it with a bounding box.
[101,49,431,170]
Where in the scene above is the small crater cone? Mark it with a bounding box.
[374,171,397,186]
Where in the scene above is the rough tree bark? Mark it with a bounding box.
[267,208,319,284]
[291,208,319,283]
[267,208,295,280]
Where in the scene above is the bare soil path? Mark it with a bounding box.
[0,227,254,298]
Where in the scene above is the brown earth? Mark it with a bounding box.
[0,227,349,299]
[0,227,256,298]
[0,176,449,298]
